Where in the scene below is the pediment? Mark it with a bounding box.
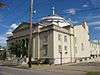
[12,22,29,33]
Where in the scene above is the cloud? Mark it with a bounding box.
[87,15,100,20]
[10,23,18,30]
[0,23,19,46]
[92,40,100,43]
[67,18,78,24]
[72,21,78,24]
[88,21,100,26]
[0,36,7,46]
[6,31,13,36]
[66,8,76,15]
[82,4,88,7]
[92,15,100,19]
[95,27,100,30]
[90,0,100,7]
[6,23,18,37]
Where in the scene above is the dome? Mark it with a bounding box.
[40,15,70,27]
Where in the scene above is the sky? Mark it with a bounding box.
[0,0,100,46]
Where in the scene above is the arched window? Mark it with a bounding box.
[64,36,67,42]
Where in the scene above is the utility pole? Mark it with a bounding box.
[28,0,33,68]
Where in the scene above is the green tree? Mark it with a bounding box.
[10,42,21,57]
[20,39,28,57]
[9,39,28,58]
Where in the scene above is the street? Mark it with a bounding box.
[0,66,65,75]
[1,62,100,75]
[0,64,87,75]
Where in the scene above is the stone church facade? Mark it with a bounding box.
[7,15,100,64]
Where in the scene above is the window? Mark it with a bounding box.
[43,45,48,56]
[58,34,61,41]
[64,46,67,51]
[75,47,77,53]
[43,33,48,43]
[64,46,68,54]
[64,36,67,42]
[81,43,84,51]
[58,45,62,52]
[74,37,77,43]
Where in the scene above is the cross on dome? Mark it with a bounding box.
[52,7,55,15]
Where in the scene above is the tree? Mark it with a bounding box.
[0,2,6,8]
[9,39,28,58]
[10,42,22,58]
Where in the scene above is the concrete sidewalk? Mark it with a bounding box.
[1,62,100,75]
[16,62,100,71]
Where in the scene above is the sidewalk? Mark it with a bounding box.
[1,62,100,75]
[14,64,86,75]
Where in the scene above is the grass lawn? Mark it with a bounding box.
[86,72,100,75]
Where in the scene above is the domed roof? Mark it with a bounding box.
[41,15,68,23]
[42,15,65,20]
[40,15,70,27]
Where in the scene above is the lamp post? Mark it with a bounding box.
[28,0,33,68]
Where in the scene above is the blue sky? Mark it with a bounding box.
[0,0,100,46]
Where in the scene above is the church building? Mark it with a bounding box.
[7,9,99,64]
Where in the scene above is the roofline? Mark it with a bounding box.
[12,22,38,33]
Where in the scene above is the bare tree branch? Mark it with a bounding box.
[0,2,6,8]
